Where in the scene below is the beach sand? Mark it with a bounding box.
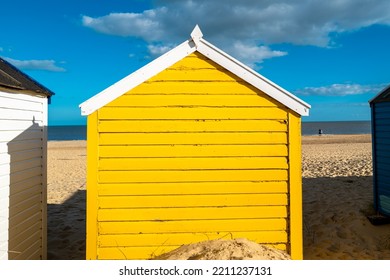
[46,135,390,260]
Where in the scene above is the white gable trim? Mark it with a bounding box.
[196,38,310,116]
[80,40,196,116]
[80,26,310,116]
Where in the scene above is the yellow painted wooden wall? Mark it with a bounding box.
[86,52,302,260]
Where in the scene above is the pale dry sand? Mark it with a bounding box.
[46,135,390,260]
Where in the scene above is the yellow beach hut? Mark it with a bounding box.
[79,26,310,260]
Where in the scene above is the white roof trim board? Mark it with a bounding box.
[80,25,310,116]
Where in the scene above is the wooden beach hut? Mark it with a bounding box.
[370,85,390,217]
[0,57,54,259]
[79,26,311,260]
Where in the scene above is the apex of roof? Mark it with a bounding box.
[369,84,390,104]
[80,25,310,116]
[0,57,54,97]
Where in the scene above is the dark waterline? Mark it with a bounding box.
[47,121,372,141]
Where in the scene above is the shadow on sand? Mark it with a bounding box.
[47,190,86,260]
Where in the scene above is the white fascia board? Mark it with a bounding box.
[79,40,197,116]
[197,38,311,116]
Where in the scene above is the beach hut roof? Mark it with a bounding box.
[369,84,390,104]
[79,25,310,116]
[0,57,54,97]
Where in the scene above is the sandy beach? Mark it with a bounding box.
[46,134,390,260]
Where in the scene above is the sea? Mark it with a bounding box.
[48,121,372,141]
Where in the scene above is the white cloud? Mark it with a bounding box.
[228,41,287,68]
[82,0,390,66]
[295,83,387,96]
[82,8,166,41]
[147,44,174,57]
[3,57,66,72]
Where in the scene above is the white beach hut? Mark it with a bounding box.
[0,57,54,259]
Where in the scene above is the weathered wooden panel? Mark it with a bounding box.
[98,181,288,196]
[99,169,288,183]
[98,119,287,133]
[106,94,279,107]
[99,157,288,170]
[99,132,287,145]
[98,206,288,221]
[148,68,243,82]
[99,144,288,158]
[98,194,288,209]
[99,218,287,234]
[127,81,269,95]
[99,107,287,120]
[99,107,287,121]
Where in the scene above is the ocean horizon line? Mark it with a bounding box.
[47,120,372,141]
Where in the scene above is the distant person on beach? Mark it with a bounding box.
[318,129,323,136]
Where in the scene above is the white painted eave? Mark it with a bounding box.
[80,25,310,116]
[80,39,197,116]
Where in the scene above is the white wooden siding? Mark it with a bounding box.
[0,91,46,260]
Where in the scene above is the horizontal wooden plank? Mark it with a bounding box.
[99,218,287,234]
[99,157,288,171]
[0,108,43,121]
[98,206,288,221]
[98,119,287,133]
[0,120,44,131]
[98,181,288,196]
[148,68,242,82]
[374,131,390,139]
[98,231,288,247]
[0,148,42,165]
[0,91,45,103]
[0,175,42,193]
[99,132,287,145]
[98,194,288,209]
[1,139,42,154]
[128,81,268,95]
[0,157,42,175]
[99,169,288,183]
[0,129,43,143]
[99,144,288,158]
[374,104,390,112]
[0,96,43,111]
[98,107,288,120]
[170,53,221,68]
[106,94,279,108]
[0,166,42,186]
[0,158,42,179]
[97,243,287,259]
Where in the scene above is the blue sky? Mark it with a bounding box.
[1,0,390,125]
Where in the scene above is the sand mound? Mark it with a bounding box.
[151,238,291,260]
